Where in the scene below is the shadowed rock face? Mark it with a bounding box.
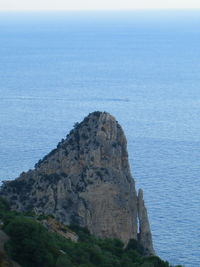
[0,111,154,253]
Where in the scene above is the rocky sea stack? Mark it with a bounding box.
[0,111,154,255]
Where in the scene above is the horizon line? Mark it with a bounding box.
[0,8,200,12]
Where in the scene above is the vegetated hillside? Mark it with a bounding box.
[0,198,183,267]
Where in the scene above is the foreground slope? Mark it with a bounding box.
[0,111,154,254]
[0,198,182,267]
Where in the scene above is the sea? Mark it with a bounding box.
[0,10,200,267]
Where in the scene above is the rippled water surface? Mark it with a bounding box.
[0,10,200,266]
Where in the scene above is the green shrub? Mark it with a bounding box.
[4,217,56,267]
[126,239,145,255]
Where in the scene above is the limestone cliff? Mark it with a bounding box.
[0,111,154,254]
[137,189,155,255]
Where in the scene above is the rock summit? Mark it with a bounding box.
[0,111,154,255]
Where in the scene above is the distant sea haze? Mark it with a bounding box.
[0,10,200,267]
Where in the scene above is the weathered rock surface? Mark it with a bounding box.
[41,217,78,242]
[0,111,154,254]
[137,189,155,255]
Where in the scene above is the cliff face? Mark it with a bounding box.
[138,189,155,255]
[0,111,154,254]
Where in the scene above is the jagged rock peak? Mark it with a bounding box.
[0,111,154,254]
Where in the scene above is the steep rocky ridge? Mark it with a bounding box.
[0,111,154,255]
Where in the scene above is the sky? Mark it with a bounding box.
[0,0,200,11]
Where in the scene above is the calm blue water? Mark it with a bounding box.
[0,10,200,266]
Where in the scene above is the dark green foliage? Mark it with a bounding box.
[56,255,72,266]
[0,197,10,212]
[41,173,62,184]
[126,239,145,255]
[69,224,94,243]
[4,216,57,267]
[74,131,80,143]
[112,142,118,148]
[0,198,184,267]
[37,214,55,221]
[68,138,74,145]
[141,256,170,267]
[0,198,20,225]
[92,111,101,118]
[81,133,88,140]
[97,238,124,257]
[8,180,27,193]
[95,170,103,179]
[73,122,80,129]
[101,126,106,132]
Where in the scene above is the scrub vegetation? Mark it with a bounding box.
[0,198,183,267]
